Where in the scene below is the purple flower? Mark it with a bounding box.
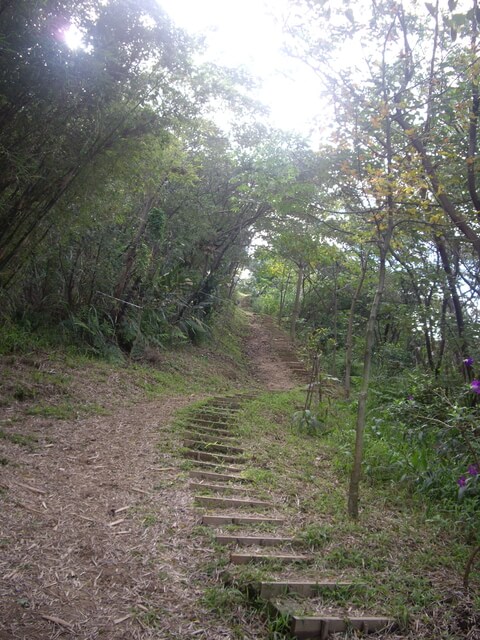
[470,380,480,394]
[407,395,414,401]
[464,357,474,367]
[457,475,467,487]
[468,464,479,477]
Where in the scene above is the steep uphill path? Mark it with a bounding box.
[182,316,398,640]
[243,311,309,391]
[0,312,302,640]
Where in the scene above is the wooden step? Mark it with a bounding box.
[216,535,295,547]
[259,581,356,599]
[194,495,271,509]
[183,439,245,455]
[184,449,246,464]
[187,460,244,473]
[190,417,230,427]
[195,409,239,417]
[189,482,250,493]
[184,424,233,436]
[208,401,242,409]
[188,470,247,483]
[201,515,284,526]
[230,553,312,565]
[183,431,240,443]
[288,614,394,639]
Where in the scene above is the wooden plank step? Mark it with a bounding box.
[187,460,244,473]
[188,470,247,483]
[183,439,246,455]
[184,449,246,464]
[196,408,239,416]
[289,614,394,639]
[208,400,242,408]
[194,495,271,509]
[183,431,240,444]
[201,515,285,526]
[189,482,250,493]
[216,535,295,547]
[184,424,233,436]
[259,581,356,600]
[230,553,312,565]
[190,417,229,427]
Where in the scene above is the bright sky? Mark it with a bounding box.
[157,0,324,142]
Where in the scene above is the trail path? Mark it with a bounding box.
[181,317,396,640]
[0,312,302,639]
[244,311,304,390]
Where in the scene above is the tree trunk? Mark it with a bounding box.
[434,296,448,377]
[278,265,291,326]
[434,234,468,360]
[348,39,394,519]
[331,261,338,378]
[347,248,389,518]
[112,194,156,323]
[344,253,368,399]
[290,262,304,341]
[393,110,480,259]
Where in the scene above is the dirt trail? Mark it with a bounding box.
[0,313,298,639]
[244,312,304,391]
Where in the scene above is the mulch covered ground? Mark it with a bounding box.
[1,315,297,639]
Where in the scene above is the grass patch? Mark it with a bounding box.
[26,401,109,419]
[142,514,157,527]
[0,429,38,450]
[201,585,248,616]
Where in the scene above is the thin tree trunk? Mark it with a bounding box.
[393,110,480,259]
[434,234,468,360]
[278,265,291,326]
[332,261,338,378]
[434,296,448,377]
[290,262,304,341]
[348,30,394,519]
[345,253,368,399]
[347,247,389,518]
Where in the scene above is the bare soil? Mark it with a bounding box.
[0,314,298,639]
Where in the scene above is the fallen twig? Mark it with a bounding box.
[15,482,47,495]
[114,614,133,625]
[41,614,73,630]
[108,518,125,527]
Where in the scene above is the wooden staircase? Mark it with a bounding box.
[179,389,397,638]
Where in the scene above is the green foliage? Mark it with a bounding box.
[66,307,123,361]
[324,368,480,540]
[291,409,325,436]
[0,321,54,355]
[299,523,332,548]
[201,586,247,616]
